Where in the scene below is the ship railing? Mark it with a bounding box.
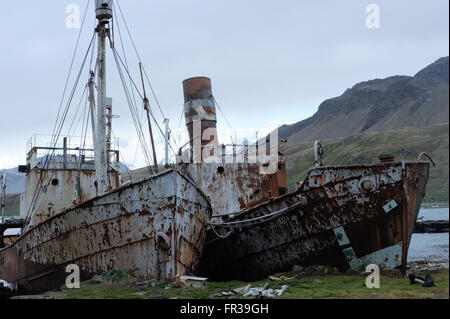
[26,134,120,154]
[25,136,120,172]
[29,148,120,171]
[176,141,284,165]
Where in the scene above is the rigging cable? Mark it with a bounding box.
[66,84,88,137]
[75,98,91,201]
[114,0,166,120]
[49,0,91,149]
[109,45,179,159]
[89,33,98,72]
[114,0,183,163]
[211,95,234,136]
[112,4,145,168]
[44,32,96,170]
[25,31,96,226]
[174,109,185,151]
[109,41,154,174]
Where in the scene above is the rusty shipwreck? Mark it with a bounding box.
[0,0,434,295]
[0,1,212,293]
[175,76,432,281]
[197,156,431,281]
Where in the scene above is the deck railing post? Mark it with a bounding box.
[63,137,68,169]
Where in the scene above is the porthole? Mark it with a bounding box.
[359,178,374,193]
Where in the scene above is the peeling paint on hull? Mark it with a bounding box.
[198,162,429,281]
[0,169,211,293]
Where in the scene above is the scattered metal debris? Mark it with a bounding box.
[0,279,17,292]
[181,276,208,288]
[408,272,435,287]
[210,282,289,299]
[407,260,449,272]
[135,280,149,287]
[171,274,188,289]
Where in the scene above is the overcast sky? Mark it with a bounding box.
[0,0,448,170]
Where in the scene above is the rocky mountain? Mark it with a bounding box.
[278,57,449,145]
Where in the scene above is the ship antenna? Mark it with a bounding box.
[94,0,114,195]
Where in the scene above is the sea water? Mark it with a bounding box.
[408,208,449,262]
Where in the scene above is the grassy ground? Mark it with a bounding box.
[12,269,449,300]
[285,123,449,204]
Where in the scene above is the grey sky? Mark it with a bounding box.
[0,0,448,169]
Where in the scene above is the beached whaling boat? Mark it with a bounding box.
[0,0,211,293]
[197,155,432,281]
[0,168,210,292]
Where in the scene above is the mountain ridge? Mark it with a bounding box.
[278,56,449,145]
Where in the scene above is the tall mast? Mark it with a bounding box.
[139,63,158,168]
[88,71,96,150]
[94,0,113,195]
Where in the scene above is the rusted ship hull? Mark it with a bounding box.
[0,169,211,293]
[198,161,429,281]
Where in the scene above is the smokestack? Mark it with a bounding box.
[183,77,218,147]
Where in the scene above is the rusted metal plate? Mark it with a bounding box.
[383,200,398,213]
[333,226,350,246]
[346,242,403,271]
[0,169,211,293]
[24,169,120,229]
[181,161,288,222]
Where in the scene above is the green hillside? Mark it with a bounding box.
[284,123,449,204]
[3,193,21,216]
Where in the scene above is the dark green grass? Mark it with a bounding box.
[13,269,449,300]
